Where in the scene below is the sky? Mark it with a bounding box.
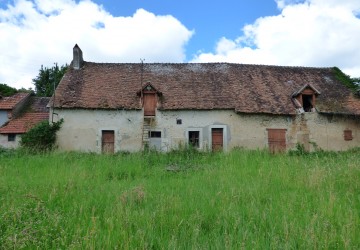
[1,0,360,89]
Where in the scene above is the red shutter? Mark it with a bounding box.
[143,93,156,116]
[102,130,115,154]
[212,128,223,151]
[267,129,287,153]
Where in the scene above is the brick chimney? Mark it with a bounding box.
[72,44,84,69]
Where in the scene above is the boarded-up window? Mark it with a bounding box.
[188,131,200,148]
[267,129,287,153]
[344,130,353,141]
[212,128,223,151]
[143,93,156,116]
[102,130,115,154]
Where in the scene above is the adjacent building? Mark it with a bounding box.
[0,94,49,148]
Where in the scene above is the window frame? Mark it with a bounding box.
[294,86,319,113]
[8,134,16,142]
[186,128,203,150]
[149,131,161,138]
[188,131,200,148]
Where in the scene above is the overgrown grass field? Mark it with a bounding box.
[1,148,359,249]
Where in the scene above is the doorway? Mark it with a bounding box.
[102,130,115,154]
[212,128,223,151]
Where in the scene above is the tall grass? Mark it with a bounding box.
[0,148,359,249]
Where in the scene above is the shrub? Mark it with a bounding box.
[20,119,63,152]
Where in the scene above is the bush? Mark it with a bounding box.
[20,119,63,152]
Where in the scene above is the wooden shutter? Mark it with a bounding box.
[344,130,353,141]
[212,128,223,151]
[143,93,156,116]
[102,130,115,154]
[267,129,287,153]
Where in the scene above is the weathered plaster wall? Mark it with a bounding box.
[0,111,8,127]
[153,110,292,151]
[53,108,360,153]
[291,113,360,151]
[53,109,143,153]
[0,134,20,148]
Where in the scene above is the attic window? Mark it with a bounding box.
[293,84,320,113]
[296,89,318,112]
[302,94,314,112]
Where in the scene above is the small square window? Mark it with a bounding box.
[188,131,200,148]
[176,119,182,125]
[8,134,16,142]
[344,130,353,141]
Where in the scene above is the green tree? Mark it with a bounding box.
[32,63,68,97]
[20,119,63,152]
[0,83,18,96]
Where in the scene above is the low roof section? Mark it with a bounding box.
[0,97,50,134]
[52,62,360,116]
[0,93,30,110]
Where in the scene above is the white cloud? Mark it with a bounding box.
[0,0,193,89]
[193,0,360,77]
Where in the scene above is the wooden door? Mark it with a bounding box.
[143,93,156,116]
[267,129,286,153]
[212,128,223,151]
[102,130,114,154]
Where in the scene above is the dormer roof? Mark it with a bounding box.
[292,83,321,97]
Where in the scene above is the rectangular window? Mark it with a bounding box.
[188,131,200,148]
[302,94,314,112]
[149,131,161,138]
[344,130,353,141]
[8,134,16,142]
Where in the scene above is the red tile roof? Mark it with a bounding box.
[0,113,48,134]
[0,93,30,110]
[51,62,360,116]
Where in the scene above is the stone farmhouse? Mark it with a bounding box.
[50,45,360,153]
[0,93,49,148]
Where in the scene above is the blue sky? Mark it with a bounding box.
[91,0,279,59]
[1,0,360,89]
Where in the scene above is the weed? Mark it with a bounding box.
[0,149,359,248]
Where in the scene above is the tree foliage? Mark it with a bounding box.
[0,83,18,96]
[20,119,64,152]
[332,67,360,92]
[32,63,68,97]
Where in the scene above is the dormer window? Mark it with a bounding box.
[292,84,321,113]
[137,82,162,117]
[301,91,315,112]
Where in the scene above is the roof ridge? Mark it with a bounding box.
[82,61,333,70]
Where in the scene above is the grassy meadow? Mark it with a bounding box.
[0,148,359,249]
